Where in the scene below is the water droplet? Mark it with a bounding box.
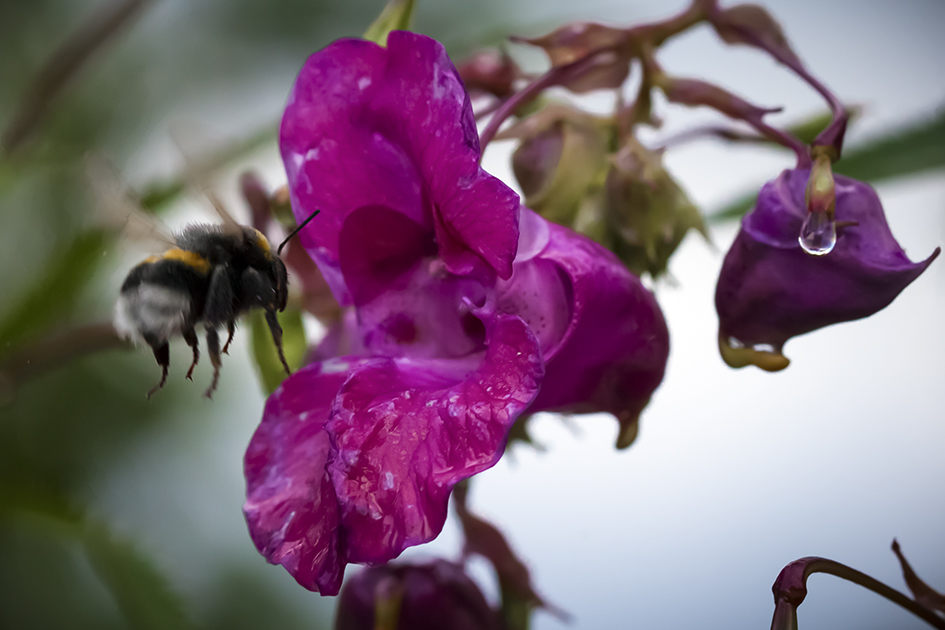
[799,211,836,256]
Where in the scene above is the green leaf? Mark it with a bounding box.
[0,229,111,354]
[832,109,945,182]
[250,307,307,394]
[362,0,416,46]
[83,521,198,630]
[709,109,945,223]
[707,192,756,223]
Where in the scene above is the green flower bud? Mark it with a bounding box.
[605,138,708,277]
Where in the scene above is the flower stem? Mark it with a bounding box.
[771,557,945,629]
[478,51,611,154]
[481,0,710,154]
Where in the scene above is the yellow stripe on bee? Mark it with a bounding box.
[159,248,212,274]
[253,229,274,259]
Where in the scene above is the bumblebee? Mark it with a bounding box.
[91,151,319,399]
[115,222,292,399]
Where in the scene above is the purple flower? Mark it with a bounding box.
[334,559,500,630]
[244,31,669,595]
[716,167,939,370]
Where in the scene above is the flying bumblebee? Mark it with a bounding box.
[93,156,318,399]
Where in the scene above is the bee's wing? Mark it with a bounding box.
[169,123,244,237]
[85,153,177,251]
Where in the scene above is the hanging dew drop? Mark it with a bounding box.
[799,211,836,256]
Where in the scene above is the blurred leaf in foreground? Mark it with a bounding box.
[0,229,110,354]
[84,520,198,630]
[0,487,195,630]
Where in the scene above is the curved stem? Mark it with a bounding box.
[654,125,768,150]
[478,50,615,154]
[772,557,945,629]
[753,118,812,167]
[706,5,848,157]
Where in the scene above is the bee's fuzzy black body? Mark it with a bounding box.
[116,224,289,398]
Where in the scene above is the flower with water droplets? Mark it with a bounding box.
[243,31,670,595]
[715,167,939,371]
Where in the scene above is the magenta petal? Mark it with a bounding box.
[326,314,543,564]
[339,205,436,306]
[501,210,669,420]
[243,362,353,595]
[281,31,521,302]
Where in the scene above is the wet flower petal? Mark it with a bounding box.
[244,316,542,592]
[499,209,670,444]
[326,314,543,564]
[716,168,939,369]
[280,31,520,302]
[243,361,352,594]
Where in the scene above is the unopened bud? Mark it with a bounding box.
[506,105,610,226]
[457,49,519,98]
[605,138,707,277]
[515,22,631,93]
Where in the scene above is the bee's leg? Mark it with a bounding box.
[183,327,199,381]
[147,340,170,400]
[265,309,291,375]
[204,265,235,326]
[204,326,222,399]
[222,319,236,355]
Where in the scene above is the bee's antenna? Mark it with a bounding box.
[277,209,320,256]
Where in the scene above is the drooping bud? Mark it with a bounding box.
[514,22,631,93]
[456,49,519,98]
[334,560,500,630]
[605,138,708,277]
[708,2,801,66]
[716,168,939,371]
[662,76,781,123]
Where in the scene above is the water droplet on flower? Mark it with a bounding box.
[799,211,836,256]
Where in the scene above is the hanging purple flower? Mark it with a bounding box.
[334,559,500,630]
[244,31,669,596]
[716,167,939,370]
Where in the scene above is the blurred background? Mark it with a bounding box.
[0,0,943,629]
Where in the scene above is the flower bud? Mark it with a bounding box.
[456,49,519,98]
[708,2,801,67]
[508,105,610,231]
[515,22,631,93]
[605,138,708,277]
[335,560,499,630]
[716,168,939,371]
